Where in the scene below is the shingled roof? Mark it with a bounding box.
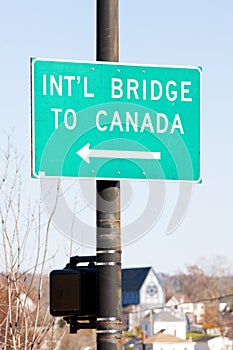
[144,332,192,344]
[122,267,151,306]
[154,310,186,322]
[122,267,151,292]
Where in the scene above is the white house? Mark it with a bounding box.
[166,295,205,324]
[208,336,233,350]
[155,310,186,340]
[142,309,187,339]
[122,267,165,331]
[144,332,195,350]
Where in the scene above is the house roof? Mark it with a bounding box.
[154,310,186,322]
[122,267,151,292]
[145,332,193,344]
[166,293,192,304]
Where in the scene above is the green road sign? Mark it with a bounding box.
[31,58,202,182]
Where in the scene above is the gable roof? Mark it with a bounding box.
[122,267,151,307]
[145,332,193,344]
[166,294,192,304]
[122,267,151,292]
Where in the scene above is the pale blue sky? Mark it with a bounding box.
[0,0,233,273]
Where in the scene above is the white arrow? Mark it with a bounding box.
[76,143,161,164]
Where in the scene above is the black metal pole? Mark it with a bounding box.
[96,0,119,62]
[96,1,122,349]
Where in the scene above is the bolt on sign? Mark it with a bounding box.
[31,58,202,182]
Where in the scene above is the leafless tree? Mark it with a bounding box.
[0,138,67,349]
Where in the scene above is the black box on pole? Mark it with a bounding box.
[50,267,96,318]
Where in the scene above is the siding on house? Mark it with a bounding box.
[122,267,164,308]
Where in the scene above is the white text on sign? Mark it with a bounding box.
[42,75,192,102]
[42,75,193,135]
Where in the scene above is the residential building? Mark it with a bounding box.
[166,295,205,324]
[154,310,186,340]
[142,309,187,339]
[122,267,165,331]
[207,336,233,350]
[142,331,195,350]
